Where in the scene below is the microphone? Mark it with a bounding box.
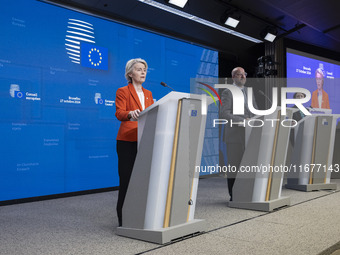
[160,81,175,91]
[258,90,272,105]
[306,105,314,113]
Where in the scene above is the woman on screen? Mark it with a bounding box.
[311,68,330,109]
[115,58,154,227]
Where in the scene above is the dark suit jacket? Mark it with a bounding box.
[292,110,304,123]
[290,106,308,145]
[115,83,153,142]
[220,85,258,143]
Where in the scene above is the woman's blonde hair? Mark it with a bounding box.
[125,58,148,83]
[315,68,325,78]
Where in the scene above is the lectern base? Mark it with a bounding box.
[228,197,290,212]
[116,219,205,244]
[285,183,337,192]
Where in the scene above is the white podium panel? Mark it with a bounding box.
[228,108,293,211]
[286,114,339,191]
[117,92,209,244]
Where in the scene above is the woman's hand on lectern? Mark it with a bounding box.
[128,109,140,121]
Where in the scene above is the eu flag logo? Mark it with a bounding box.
[15,91,24,99]
[81,42,108,70]
[191,110,198,117]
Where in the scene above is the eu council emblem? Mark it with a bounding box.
[81,42,108,70]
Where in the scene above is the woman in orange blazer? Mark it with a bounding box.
[311,68,330,109]
[115,58,153,226]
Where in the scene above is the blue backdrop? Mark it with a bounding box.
[0,0,218,201]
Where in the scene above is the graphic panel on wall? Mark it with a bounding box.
[0,0,218,201]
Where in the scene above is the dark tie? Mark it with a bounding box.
[242,88,249,114]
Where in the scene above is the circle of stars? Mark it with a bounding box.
[88,48,102,67]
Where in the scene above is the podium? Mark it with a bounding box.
[285,114,339,191]
[117,92,209,244]
[228,108,293,211]
[332,123,340,179]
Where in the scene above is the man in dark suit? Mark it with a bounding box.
[292,92,307,122]
[290,92,307,146]
[220,67,258,201]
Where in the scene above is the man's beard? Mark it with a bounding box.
[235,79,246,87]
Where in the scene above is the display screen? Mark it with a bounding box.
[286,48,340,113]
[0,0,218,201]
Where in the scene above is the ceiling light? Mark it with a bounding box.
[261,27,277,42]
[225,17,239,28]
[168,0,188,8]
[264,33,276,42]
[221,10,241,28]
[138,0,262,43]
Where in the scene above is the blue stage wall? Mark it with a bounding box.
[0,0,218,201]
